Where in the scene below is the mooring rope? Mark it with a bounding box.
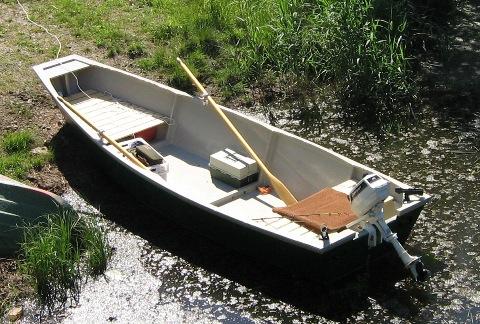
[17,0,92,100]
[16,1,176,127]
[16,0,61,59]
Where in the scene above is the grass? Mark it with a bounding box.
[2,130,35,153]
[78,218,110,276]
[27,0,454,130]
[0,130,52,179]
[7,101,33,117]
[20,209,110,312]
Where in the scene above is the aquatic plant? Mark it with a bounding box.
[33,0,454,129]
[77,218,110,276]
[20,209,110,312]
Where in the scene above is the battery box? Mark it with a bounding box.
[119,138,169,179]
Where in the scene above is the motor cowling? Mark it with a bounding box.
[348,174,430,282]
[349,174,389,217]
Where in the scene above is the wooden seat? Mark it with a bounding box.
[66,90,165,141]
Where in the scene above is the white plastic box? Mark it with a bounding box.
[209,148,258,188]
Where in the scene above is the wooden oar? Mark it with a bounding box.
[57,96,148,170]
[177,58,298,206]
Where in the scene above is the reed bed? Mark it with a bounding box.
[34,0,454,129]
[20,209,110,312]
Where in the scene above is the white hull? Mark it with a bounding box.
[33,55,430,261]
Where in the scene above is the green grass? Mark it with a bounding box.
[7,101,33,117]
[21,210,81,310]
[77,218,110,276]
[30,0,452,130]
[0,130,52,179]
[2,130,35,153]
[0,25,6,38]
[20,209,111,311]
[0,152,51,179]
[127,42,147,59]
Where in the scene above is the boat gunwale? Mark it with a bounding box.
[32,55,430,254]
[33,55,432,202]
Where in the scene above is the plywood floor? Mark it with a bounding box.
[65,89,165,141]
[151,143,319,240]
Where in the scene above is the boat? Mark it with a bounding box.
[0,175,67,256]
[34,55,431,282]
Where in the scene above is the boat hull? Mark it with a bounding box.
[32,55,428,283]
[74,125,423,283]
[0,176,66,256]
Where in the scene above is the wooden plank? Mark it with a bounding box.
[290,226,311,236]
[68,95,96,105]
[68,90,167,121]
[301,231,320,241]
[85,103,158,129]
[67,90,100,104]
[66,89,96,101]
[270,218,293,230]
[95,105,156,124]
[83,102,129,119]
[82,100,143,119]
[80,101,118,115]
[94,110,141,129]
[101,114,156,133]
[66,89,166,141]
[69,92,114,109]
[76,93,116,109]
[122,101,165,119]
[72,97,112,111]
[281,222,302,232]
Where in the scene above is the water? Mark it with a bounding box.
[275,107,480,322]
[22,107,480,323]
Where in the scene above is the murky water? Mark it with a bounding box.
[275,107,480,323]
[21,107,479,323]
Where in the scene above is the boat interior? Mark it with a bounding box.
[41,57,417,246]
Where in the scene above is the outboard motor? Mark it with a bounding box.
[349,174,429,282]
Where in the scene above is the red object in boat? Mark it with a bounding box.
[134,127,157,141]
[258,185,272,195]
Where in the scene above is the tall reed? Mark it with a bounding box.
[20,209,110,312]
[230,0,413,127]
[44,0,437,127]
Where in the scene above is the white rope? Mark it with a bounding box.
[16,0,175,127]
[16,0,61,59]
[16,0,91,99]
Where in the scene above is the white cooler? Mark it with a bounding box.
[209,148,258,188]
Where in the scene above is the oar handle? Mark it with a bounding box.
[58,96,148,170]
[177,58,298,205]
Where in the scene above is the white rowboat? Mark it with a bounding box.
[34,55,430,282]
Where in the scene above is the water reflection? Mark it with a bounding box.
[47,102,480,322]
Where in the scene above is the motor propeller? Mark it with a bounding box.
[349,174,430,282]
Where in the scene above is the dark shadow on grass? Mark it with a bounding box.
[49,124,442,321]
